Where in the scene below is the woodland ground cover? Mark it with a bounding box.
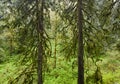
[0,50,119,84]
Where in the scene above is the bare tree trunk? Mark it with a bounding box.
[53,16,58,69]
[36,0,44,84]
[77,0,84,84]
[10,37,13,56]
[54,34,57,68]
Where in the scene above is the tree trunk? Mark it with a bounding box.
[36,0,44,84]
[10,37,13,56]
[77,0,84,84]
[54,33,57,68]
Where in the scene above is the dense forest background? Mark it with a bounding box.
[0,0,120,84]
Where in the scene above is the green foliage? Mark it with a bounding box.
[44,60,77,84]
[0,51,120,84]
[0,52,120,84]
[103,70,120,84]
[0,0,120,84]
[0,48,6,63]
[86,67,103,84]
[115,40,120,51]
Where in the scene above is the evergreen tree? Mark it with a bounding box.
[77,0,84,83]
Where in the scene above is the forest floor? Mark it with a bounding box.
[0,50,120,84]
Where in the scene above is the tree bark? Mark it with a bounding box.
[36,0,44,84]
[77,0,84,84]
[54,33,57,68]
[9,29,13,56]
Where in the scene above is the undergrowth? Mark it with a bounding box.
[0,51,120,84]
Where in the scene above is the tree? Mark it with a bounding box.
[36,0,44,83]
[0,0,51,83]
[77,0,84,84]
